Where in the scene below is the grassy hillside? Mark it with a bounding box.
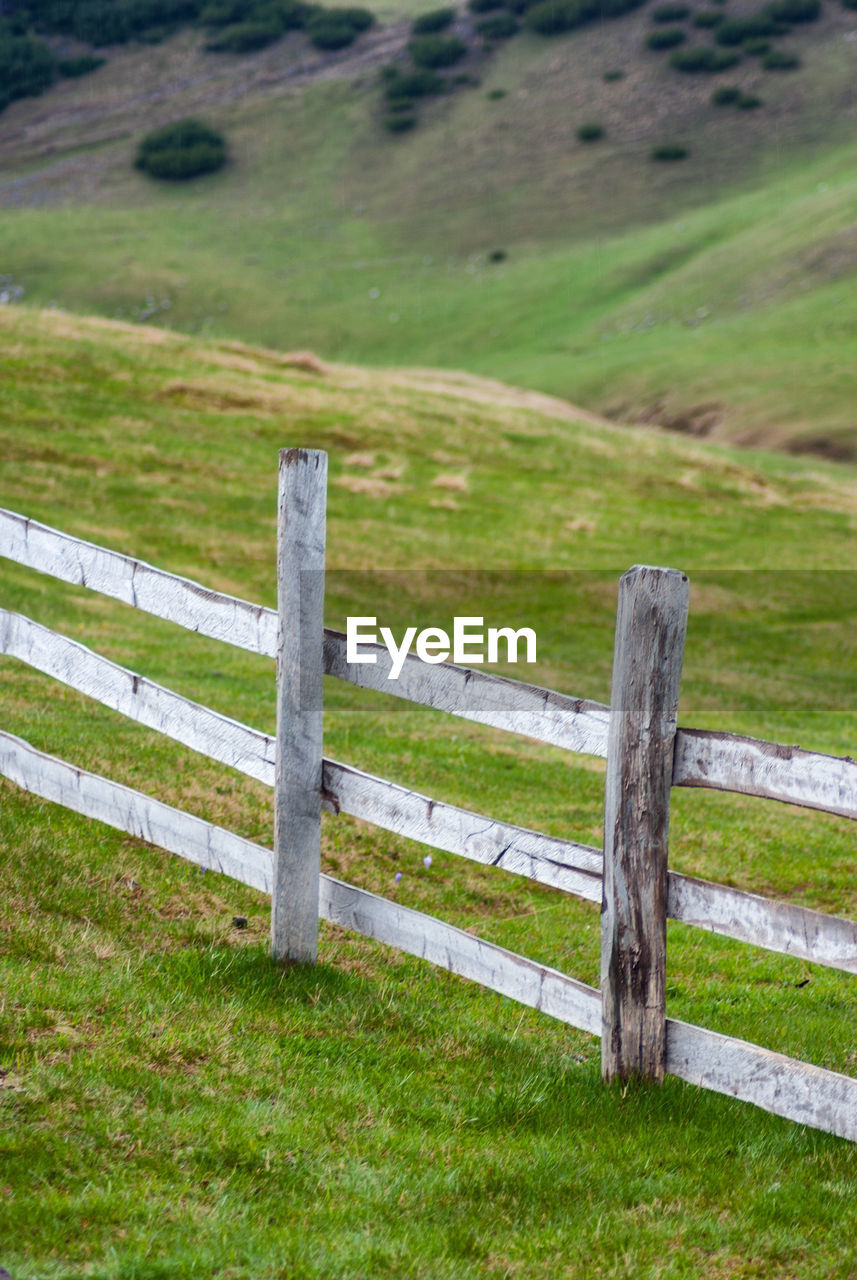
[1,307,857,1276]
[1,3,857,453]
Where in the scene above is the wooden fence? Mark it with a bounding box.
[1,447,857,1141]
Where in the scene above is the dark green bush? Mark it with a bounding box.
[743,35,770,51]
[692,8,723,23]
[764,0,819,20]
[412,6,455,32]
[762,47,800,66]
[57,53,107,75]
[711,83,741,101]
[477,12,519,35]
[306,17,356,46]
[577,121,604,140]
[333,6,375,31]
[134,117,227,179]
[487,86,507,96]
[651,2,689,18]
[200,0,258,25]
[716,15,784,43]
[737,91,762,105]
[489,249,507,261]
[603,67,625,79]
[670,44,739,69]
[0,29,55,109]
[468,0,504,10]
[304,8,373,49]
[651,142,688,159]
[647,26,685,46]
[385,111,417,130]
[30,0,207,47]
[384,66,444,98]
[526,0,644,34]
[843,0,857,10]
[408,33,467,65]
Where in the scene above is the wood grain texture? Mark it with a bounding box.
[0,610,277,784]
[322,758,603,901]
[319,875,603,1036]
[668,873,857,973]
[673,728,857,822]
[5,612,857,975]
[0,729,273,893]
[667,1017,857,1143]
[0,729,602,1038]
[323,630,610,756]
[0,507,610,754]
[0,507,278,656]
[272,449,327,964]
[5,508,856,816]
[2,729,855,1142]
[601,565,689,1083]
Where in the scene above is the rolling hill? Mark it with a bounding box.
[1,0,857,454]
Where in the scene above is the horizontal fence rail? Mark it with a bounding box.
[5,508,857,817]
[2,726,856,1143]
[3,608,857,975]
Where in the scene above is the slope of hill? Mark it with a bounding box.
[1,3,857,455]
[2,307,857,1276]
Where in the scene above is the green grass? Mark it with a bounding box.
[1,307,857,1275]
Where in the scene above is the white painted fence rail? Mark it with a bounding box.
[2,726,855,1143]
[4,607,855,973]
[2,466,857,1143]
[5,505,857,817]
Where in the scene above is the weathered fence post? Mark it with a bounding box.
[601,565,689,1082]
[271,448,328,965]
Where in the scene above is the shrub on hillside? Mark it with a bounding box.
[711,83,741,102]
[762,47,800,66]
[577,121,604,140]
[670,44,740,69]
[651,142,688,159]
[477,12,519,35]
[408,33,467,66]
[651,2,689,19]
[692,9,724,24]
[412,7,456,32]
[0,28,55,111]
[57,53,106,76]
[843,0,857,10]
[764,0,819,20]
[603,67,625,79]
[468,0,505,10]
[385,110,417,130]
[384,66,444,99]
[526,0,644,35]
[647,26,686,47]
[305,7,373,49]
[743,35,770,52]
[134,118,227,179]
[715,15,785,43]
[33,0,207,47]
[737,91,762,106]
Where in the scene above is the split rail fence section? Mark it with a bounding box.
[1,448,857,1142]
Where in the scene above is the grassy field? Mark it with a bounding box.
[2,307,857,1277]
[2,5,857,454]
